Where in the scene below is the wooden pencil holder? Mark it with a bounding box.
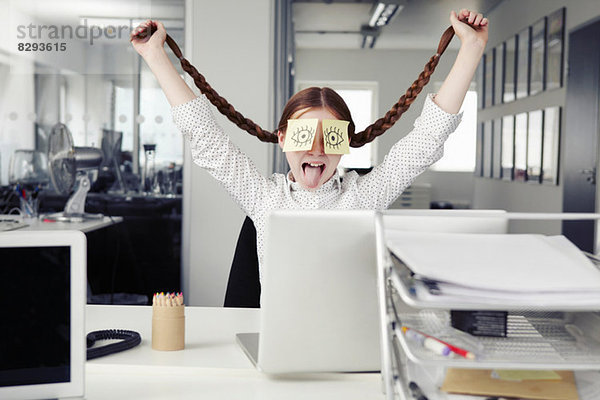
[152,304,185,351]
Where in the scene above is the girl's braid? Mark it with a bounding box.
[350,26,455,147]
[153,30,278,143]
[140,25,455,147]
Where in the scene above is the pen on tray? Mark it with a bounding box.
[401,326,450,356]
[401,326,475,359]
[439,338,476,360]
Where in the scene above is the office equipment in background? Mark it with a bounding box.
[0,216,28,231]
[389,183,431,209]
[0,230,86,400]
[142,143,157,194]
[98,129,127,193]
[236,210,380,373]
[8,149,49,186]
[47,122,104,222]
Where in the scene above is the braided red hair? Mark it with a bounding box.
[138,25,455,147]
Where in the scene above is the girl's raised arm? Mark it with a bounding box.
[434,9,488,114]
[130,20,197,107]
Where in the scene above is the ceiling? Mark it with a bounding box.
[10,0,184,23]
[293,0,503,50]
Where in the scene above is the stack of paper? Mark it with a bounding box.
[386,231,600,307]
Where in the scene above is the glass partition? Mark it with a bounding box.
[0,1,184,194]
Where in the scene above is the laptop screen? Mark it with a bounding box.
[0,246,71,387]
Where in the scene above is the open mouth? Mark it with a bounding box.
[302,162,326,188]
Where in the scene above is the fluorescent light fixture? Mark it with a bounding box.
[362,35,376,49]
[79,17,183,30]
[360,25,380,49]
[368,1,404,27]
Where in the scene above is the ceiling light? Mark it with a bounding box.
[360,25,380,49]
[78,17,183,30]
[368,1,404,27]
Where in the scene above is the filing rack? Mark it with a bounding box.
[374,211,600,400]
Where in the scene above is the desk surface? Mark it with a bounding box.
[85,305,384,400]
[18,215,122,233]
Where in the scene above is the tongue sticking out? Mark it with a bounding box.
[303,164,323,188]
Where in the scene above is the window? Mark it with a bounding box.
[430,91,477,172]
[138,61,184,167]
[114,85,134,152]
[296,81,377,170]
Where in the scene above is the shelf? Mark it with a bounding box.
[391,308,600,370]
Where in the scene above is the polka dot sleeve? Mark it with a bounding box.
[171,95,270,217]
[356,93,462,209]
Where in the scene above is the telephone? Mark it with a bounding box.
[86,329,141,360]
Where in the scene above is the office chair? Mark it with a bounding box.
[224,216,261,308]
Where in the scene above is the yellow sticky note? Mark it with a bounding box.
[492,369,562,381]
[322,119,350,154]
[283,119,318,152]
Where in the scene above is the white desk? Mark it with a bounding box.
[85,305,384,400]
[21,216,123,233]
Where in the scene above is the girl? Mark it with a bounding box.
[131,9,488,276]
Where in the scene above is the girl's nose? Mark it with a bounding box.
[309,129,324,155]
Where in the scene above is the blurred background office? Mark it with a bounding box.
[1,0,599,306]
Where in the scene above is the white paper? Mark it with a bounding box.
[386,231,600,293]
[413,280,600,307]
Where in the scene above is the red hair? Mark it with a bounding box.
[276,87,355,136]
[140,24,455,147]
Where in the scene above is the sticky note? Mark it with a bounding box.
[322,119,350,154]
[283,119,318,152]
[492,369,562,381]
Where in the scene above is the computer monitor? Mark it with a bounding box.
[237,210,380,373]
[382,209,508,234]
[0,230,86,400]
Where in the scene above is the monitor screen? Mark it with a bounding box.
[0,246,71,387]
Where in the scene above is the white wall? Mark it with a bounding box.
[474,0,600,234]
[295,47,474,206]
[183,0,274,306]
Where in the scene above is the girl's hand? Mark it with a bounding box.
[130,20,167,58]
[450,9,488,49]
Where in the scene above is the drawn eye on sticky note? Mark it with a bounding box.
[283,119,318,152]
[323,119,350,154]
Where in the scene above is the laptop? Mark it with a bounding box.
[236,210,381,374]
[0,230,86,400]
